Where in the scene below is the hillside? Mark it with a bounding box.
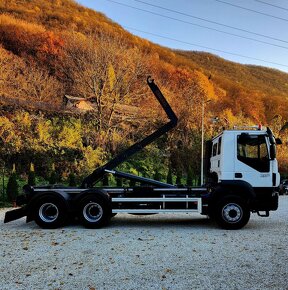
[0,0,288,180]
[176,51,288,97]
[1,0,287,99]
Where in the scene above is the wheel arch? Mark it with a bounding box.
[211,180,256,202]
[73,189,111,206]
[208,171,219,184]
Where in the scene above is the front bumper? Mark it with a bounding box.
[251,191,279,211]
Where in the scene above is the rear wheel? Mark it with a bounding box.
[33,196,68,229]
[214,195,250,230]
[78,195,111,228]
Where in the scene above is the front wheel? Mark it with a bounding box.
[214,195,250,230]
[78,195,111,228]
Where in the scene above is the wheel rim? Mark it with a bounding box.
[83,202,103,222]
[222,203,243,223]
[39,203,59,223]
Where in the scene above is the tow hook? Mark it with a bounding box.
[257,211,269,217]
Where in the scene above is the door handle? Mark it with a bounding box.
[235,173,243,178]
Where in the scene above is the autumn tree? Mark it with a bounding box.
[0,14,64,71]
[0,45,63,103]
[61,32,147,148]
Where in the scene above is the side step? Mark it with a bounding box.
[256,211,269,217]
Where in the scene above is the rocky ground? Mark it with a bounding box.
[0,196,287,290]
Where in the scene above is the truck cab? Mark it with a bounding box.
[210,126,280,187]
[209,126,280,213]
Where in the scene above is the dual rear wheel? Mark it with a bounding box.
[33,196,68,229]
[78,195,112,228]
[32,193,111,229]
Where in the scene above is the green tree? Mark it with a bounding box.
[49,171,57,184]
[129,179,136,187]
[49,163,57,184]
[176,170,182,186]
[116,177,123,187]
[28,162,36,186]
[153,170,161,181]
[167,167,173,184]
[68,172,77,186]
[102,174,109,186]
[7,172,19,202]
[186,166,193,186]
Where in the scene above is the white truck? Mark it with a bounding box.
[4,77,281,230]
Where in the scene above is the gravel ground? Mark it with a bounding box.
[0,196,287,290]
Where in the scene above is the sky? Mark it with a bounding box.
[76,0,288,73]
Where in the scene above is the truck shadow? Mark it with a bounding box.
[4,213,281,231]
[2,215,215,230]
[109,214,216,229]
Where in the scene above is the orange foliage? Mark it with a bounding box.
[37,31,64,63]
[0,15,63,68]
[1,0,288,174]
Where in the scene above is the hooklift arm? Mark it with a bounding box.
[81,76,178,188]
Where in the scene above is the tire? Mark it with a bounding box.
[78,195,111,229]
[33,195,68,229]
[214,195,250,230]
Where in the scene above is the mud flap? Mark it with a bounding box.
[4,207,27,223]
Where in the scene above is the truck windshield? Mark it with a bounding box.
[237,134,269,172]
